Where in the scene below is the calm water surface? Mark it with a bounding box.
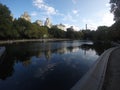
[0,40,111,90]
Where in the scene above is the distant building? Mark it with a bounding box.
[20,12,31,22]
[67,26,74,31]
[35,20,43,26]
[56,24,66,31]
[44,18,52,28]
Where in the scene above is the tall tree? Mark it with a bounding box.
[110,0,120,21]
[49,26,66,38]
[0,3,13,39]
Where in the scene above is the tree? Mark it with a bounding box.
[109,20,120,41]
[94,26,109,41]
[48,26,66,38]
[110,0,120,21]
[13,18,34,38]
[109,0,120,41]
[82,29,92,40]
[0,3,13,39]
[37,26,49,39]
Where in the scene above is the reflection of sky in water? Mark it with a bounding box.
[0,40,100,90]
[19,42,98,81]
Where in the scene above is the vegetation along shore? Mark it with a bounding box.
[0,2,120,42]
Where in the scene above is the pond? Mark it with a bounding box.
[0,40,112,90]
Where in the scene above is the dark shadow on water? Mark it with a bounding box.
[81,42,112,55]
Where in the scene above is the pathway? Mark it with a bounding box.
[102,47,120,90]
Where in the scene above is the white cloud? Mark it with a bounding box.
[72,9,80,17]
[31,11,38,16]
[82,10,114,30]
[105,3,110,7]
[33,0,57,15]
[72,0,77,4]
[63,24,71,29]
[72,10,78,14]
[95,10,114,26]
[73,26,80,31]
[102,12,114,26]
[45,6,57,15]
[64,24,80,31]
[82,19,98,30]
[63,13,77,23]
[62,12,81,31]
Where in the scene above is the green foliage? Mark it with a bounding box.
[81,26,110,41]
[0,3,50,40]
[0,3,13,39]
[13,19,49,39]
[95,26,109,41]
[36,26,49,39]
[82,29,92,40]
[13,18,32,38]
[1,2,120,42]
[108,20,120,41]
[49,26,66,38]
[66,28,83,39]
[66,28,75,39]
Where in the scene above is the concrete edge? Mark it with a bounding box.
[0,39,70,44]
[71,47,119,90]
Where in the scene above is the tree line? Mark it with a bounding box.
[0,2,120,42]
[0,3,84,40]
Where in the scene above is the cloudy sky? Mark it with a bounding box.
[0,0,114,30]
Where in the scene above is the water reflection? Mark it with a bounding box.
[81,42,112,55]
[0,59,14,80]
[0,40,112,90]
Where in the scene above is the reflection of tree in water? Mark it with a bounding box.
[80,42,112,56]
[93,42,112,55]
[0,44,79,80]
[0,52,15,80]
[0,45,42,80]
[22,59,31,67]
[67,47,74,52]
[0,43,56,80]
[0,41,112,80]
[44,49,52,60]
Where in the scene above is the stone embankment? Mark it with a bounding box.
[0,39,69,44]
[71,47,119,90]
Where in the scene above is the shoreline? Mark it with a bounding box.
[0,39,71,44]
[71,47,118,90]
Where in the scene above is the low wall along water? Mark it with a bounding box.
[71,47,118,90]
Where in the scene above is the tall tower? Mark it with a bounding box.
[44,18,52,28]
[20,12,31,22]
[85,24,87,30]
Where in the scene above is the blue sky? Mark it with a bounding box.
[0,0,114,30]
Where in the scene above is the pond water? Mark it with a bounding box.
[0,40,112,90]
